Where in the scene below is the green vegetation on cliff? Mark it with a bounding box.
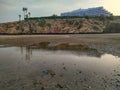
[104,23,120,33]
[38,19,46,27]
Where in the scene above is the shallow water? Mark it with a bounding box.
[0,46,120,90]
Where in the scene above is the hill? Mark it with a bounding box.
[0,16,120,34]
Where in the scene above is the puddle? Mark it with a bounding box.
[0,44,120,90]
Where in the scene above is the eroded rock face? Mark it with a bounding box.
[0,18,108,34]
[0,27,6,33]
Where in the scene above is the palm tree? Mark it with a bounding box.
[22,7,28,19]
[22,7,26,19]
[25,8,28,16]
[26,14,29,19]
[18,14,22,33]
[28,12,31,18]
[18,15,21,21]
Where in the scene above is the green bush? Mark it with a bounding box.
[46,23,51,28]
[38,19,46,27]
[98,16,106,21]
[84,16,89,19]
[104,23,120,33]
[67,20,74,25]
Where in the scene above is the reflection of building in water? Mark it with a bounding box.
[20,46,32,61]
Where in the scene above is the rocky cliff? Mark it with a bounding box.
[0,18,118,34]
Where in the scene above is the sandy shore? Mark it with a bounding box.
[0,34,120,56]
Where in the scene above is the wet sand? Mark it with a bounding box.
[0,34,120,56]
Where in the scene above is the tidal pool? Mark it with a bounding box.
[0,46,120,90]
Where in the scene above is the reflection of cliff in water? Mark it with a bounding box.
[30,42,102,57]
[72,50,101,57]
[19,42,102,60]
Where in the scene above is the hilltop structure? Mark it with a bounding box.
[61,7,112,17]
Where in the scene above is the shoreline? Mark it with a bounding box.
[0,32,119,35]
[0,34,120,57]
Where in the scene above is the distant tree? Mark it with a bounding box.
[52,14,58,20]
[25,8,28,15]
[25,14,29,19]
[22,7,26,19]
[18,15,22,33]
[28,12,31,18]
[22,7,28,19]
[18,15,21,21]
[52,14,57,17]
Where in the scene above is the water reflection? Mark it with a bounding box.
[25,46,32,61]
[18,44,120,63]
[20,46,32,61]
[0,46,120,90]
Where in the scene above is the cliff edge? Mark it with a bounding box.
[0,17,120,34]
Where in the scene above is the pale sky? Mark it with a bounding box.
[0,0,120,23]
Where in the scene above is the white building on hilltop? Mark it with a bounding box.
[61,7,112,17]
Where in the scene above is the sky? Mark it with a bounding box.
[0,0,120,23]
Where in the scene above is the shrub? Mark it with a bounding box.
[46,23,51,28]
[104,23,120,33]
[67,20,74,25]
[38,19,46,27]
[84,16,89,19]
[98,16,106,21]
